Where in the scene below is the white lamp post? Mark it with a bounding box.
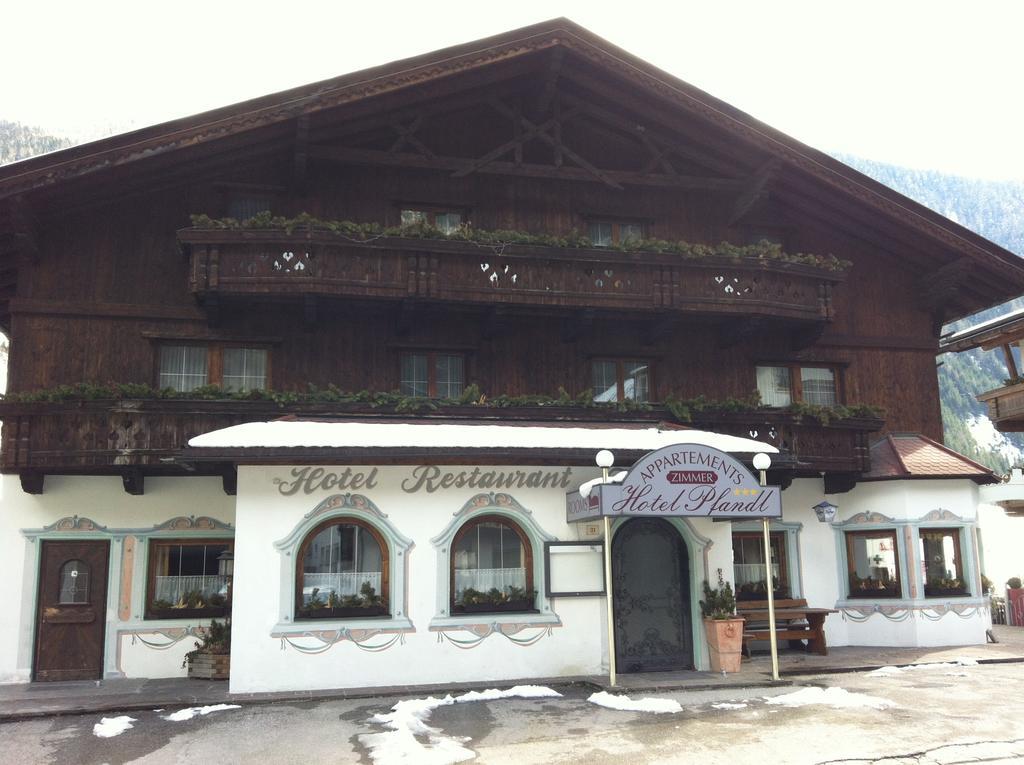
[752,453,780,682]
[595,449,617,687]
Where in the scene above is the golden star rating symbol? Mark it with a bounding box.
[733,488,759,496]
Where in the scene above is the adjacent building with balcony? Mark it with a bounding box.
[0,19,1020,691]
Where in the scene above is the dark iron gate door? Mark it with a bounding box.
[34,540,110,681]
[612,518,692,672]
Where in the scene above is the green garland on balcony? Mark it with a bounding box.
[1,381,883,425]
[187,212,852,272]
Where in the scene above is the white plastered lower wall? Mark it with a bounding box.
[0,467,990,688]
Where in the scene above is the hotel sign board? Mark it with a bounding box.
[566,443,782,522]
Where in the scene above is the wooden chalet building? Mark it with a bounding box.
[1,19,1021,691]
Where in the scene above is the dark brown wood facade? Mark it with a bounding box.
[1,19,1022,490]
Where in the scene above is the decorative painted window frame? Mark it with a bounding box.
[831,509,983,608]
[272,493,414,636]
[731,519,804,599]
[912,509,979,600]
[429,492,559,630]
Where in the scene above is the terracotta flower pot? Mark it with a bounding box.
[704,617,745,673]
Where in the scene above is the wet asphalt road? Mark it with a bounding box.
[3,661,1024,764]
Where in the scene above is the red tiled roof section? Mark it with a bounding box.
[864,433,998,484]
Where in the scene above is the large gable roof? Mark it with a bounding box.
[2,17,1022,317]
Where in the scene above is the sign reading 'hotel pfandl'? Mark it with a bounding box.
[566,443,782,522]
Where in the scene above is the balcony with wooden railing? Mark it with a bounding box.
[0,398,881,493]
[978,381,1024,431]
[178,227,846,324]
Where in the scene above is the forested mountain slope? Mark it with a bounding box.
[1,121,1022,470]
[839,155,1024,472]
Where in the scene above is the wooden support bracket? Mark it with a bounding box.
[222,466,237,496]
[729,158,782,226]
[20,471,44,495]
[823,472,859,495]
[122,470,145,496]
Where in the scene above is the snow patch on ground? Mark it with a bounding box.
[711,702,748,710]
[868,658,979,677]
[93,715,136,738]
[764,687,894,710]
[587,691,683,714]
[163,703,241,722]
[455,685,561,703]
[360,686,561,765]
[968,414,1024,464]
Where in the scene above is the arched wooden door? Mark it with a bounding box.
[612,518,693,672]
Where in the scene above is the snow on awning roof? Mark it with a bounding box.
[940,305,1024,353]
[187,420,778,456]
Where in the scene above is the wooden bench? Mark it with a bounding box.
[737,598,837,656]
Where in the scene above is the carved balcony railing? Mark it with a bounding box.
[977,381,1024,431]
[0,399,881,489]
[178,229,845,323]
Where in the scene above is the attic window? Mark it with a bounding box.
[400,207,463,234]
[587,220,644,248]
[227,194,275,221]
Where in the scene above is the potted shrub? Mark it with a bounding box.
[700,570,744,673]
[183,618,231,680]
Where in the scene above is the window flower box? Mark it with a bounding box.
[298,605,390,619]
[452,600,537,615]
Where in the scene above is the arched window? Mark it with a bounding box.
[296,518,389,619]
[58,559,90,604]
[450,515,536,614]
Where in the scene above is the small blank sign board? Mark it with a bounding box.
[544,541,605,597]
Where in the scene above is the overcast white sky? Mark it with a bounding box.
[3,1,1024,180]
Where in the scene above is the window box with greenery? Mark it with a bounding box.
[920,528,969,597]
[295,518,390,620]
[451,516,537,615]
[845,530,902,599]
[146,540,233,620]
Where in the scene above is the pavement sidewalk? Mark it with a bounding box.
[3,625,1022,723]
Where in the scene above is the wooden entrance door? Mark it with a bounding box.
[612,518,693,673]
[34,540,110,681]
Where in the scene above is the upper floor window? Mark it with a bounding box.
[756,364,838,407]
[158,345,269,392]
[146,539,233,619]
[451,515,535,614]
[296,519,388,619]
[400,207,463,235]
[227,194,275,221]
[592,359,650,403]
[587,220,644,248]
[846,529,901,599]
[920,528,967,597]
[400,352,464,398]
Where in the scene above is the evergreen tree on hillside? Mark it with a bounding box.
[0,120,71,165]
